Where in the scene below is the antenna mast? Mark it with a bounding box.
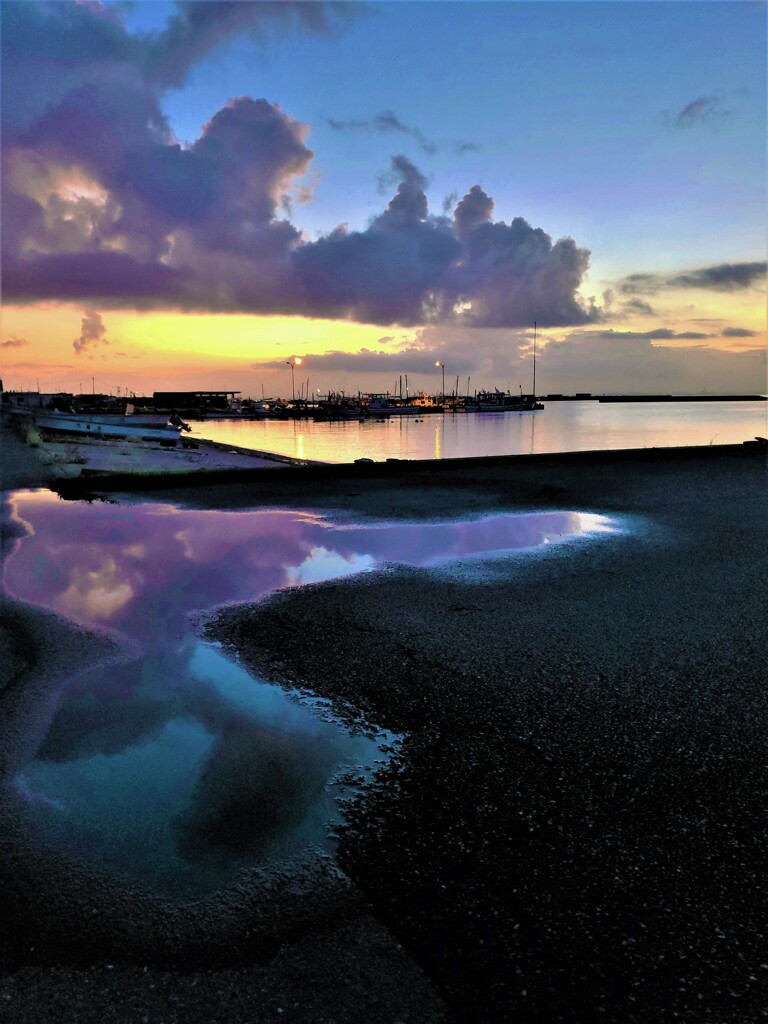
[532,321,537,398]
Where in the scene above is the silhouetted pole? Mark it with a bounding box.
[435,361,445,401]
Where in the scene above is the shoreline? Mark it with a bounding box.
[1,440,766,1021]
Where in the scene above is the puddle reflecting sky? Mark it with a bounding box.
[3,492,619,896]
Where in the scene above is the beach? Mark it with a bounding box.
[1,426,766,1022]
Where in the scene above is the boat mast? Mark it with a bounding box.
[532,321,537,398]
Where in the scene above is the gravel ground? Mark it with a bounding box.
[1,442,766,1023]
[203,445,767,1023]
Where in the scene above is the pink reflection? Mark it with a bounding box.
[4,492,614,642]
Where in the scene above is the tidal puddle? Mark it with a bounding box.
[3,491,619,896]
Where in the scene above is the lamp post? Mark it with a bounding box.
[286,357,302,401]
[435,361,445,402]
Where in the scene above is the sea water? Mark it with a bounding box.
[194,399,767,463]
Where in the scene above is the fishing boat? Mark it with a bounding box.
[2,395,184,444]
[314,392,365,421]
[468,390,542,413]
[365,394,423,417]
[466,323,544,413]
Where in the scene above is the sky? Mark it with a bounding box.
[2,0,766,399]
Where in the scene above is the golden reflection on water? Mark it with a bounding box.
[195,400,767,464]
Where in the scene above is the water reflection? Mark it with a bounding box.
[196,399,767,463]
[3,492,620,896]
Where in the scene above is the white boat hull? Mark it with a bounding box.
[7,408,182,443]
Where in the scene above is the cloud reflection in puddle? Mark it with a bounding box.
[3,492,622,895]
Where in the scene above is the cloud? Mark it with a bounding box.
[722,327,757,338]
[251,322,765,397]
[1,336,29,348]
[534,329,766,395]
[668,263,767,291]
[2,361,74,372]
[145,0,356,90]
[675,95,734,129]
[328,109,443,154]
[2,3,596,329]
[259,344,475,377]
[73,309,109,355]
[328,111,480,158]
[619,262,766,295]
[622,298,656,316]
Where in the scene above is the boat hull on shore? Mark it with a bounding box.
[4,408,183,444]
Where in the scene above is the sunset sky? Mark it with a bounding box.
[2,0,766,399]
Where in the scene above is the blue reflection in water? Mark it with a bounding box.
[4,492,620,895]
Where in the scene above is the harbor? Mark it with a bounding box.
[2,386,765,481]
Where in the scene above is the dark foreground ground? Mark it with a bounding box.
[1,439,766,1022]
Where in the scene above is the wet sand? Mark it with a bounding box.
[1,440,766,1022]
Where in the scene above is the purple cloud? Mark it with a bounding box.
[2,2,597,329]
[1,336,29,348]
[620,263,766,295]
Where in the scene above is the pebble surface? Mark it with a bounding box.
[2,444,766,1023]
[207,447,767,1022]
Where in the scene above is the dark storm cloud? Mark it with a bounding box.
[4,252,187,304]
[619,263,766,295]
[2,2,597,329]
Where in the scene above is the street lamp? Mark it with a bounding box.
[286,357,302,401]
[435,361,445,402]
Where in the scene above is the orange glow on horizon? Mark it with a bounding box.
[1,301,764,396]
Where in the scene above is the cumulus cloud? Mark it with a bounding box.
[1,336,29,348]
[73,309,109,355]
[2,2,596,329]
[619,262,766,295]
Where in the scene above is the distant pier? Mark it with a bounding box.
[540,394,766,402]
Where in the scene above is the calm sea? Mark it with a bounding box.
[194,400,767,464]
